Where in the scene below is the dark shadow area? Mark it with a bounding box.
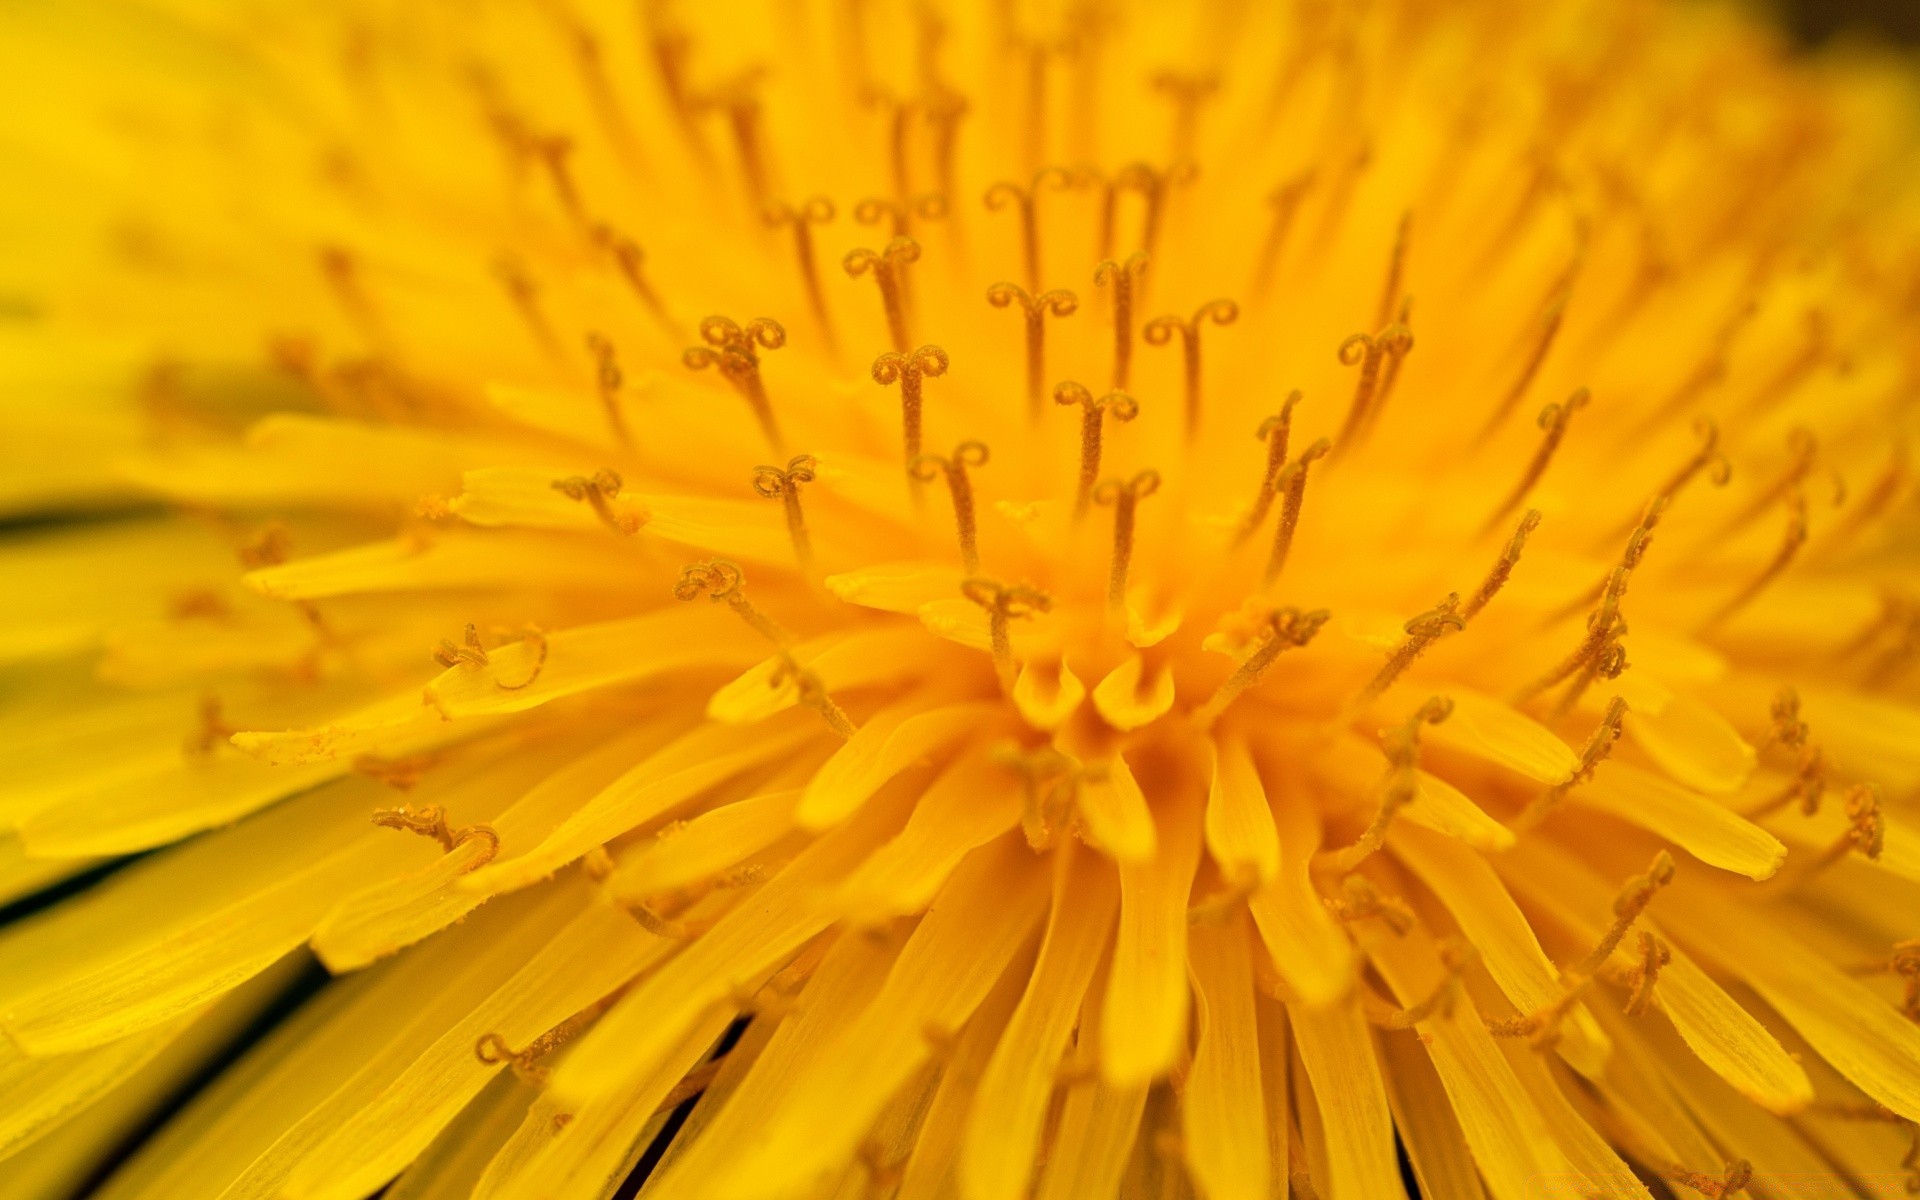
[1774,0,1920,46]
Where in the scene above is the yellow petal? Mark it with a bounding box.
[1797,684,1920,791]
[1184,911,1272,1200]
[1203,733,1281,890]
[608,788,800,900]
[1289,999,1407,1200]
[1032,1076,1149,1200]
[1499,1036,1655,1199]
[1378,1033,1488,1200]
[834,754,1023,924]
[1073,750,1158,863]
[1578,760,1784,880]
[464,714,822,895]
[1247,796,1353,1007]
[1388,823,1610,1077]
[706,626,939,724]
[708,837,1048,1200]
[824,560,964,614]
[1101,785,1202,1085]
[1011,658,1086,730]
[548,788,912,1103]
[1364,929,1570,1200]
[243,530,641,600]
[644,932,898,1199]
[1090,654,1177,732]
[796,699,1002,829]
[0,1013,191,1160]
[961,848,1118,1200]
[424,605,756,719]
[1667,886,1920,1123]
[1623,691,1756,794]
[224,887,584,1200]
[1426,689,1579,783]
[1652,942,1813,1115]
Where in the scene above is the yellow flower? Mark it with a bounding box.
[4,0,1920,1197]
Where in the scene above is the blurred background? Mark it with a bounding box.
[1771,0,1920,45]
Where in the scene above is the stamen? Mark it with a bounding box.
[526,133,587,230]
[1515,696,1628,829]
[1252,171,1316,300]
[1535,494,1666,690]
[1619,930,1671,1017]
[764,198,838,349]
[1483,388,1590,534]
[1331,317,1416,452]
[684,315,788,450]
[1479,287,1569,439]
[1572,850,1675,977]
[592,224,683,343]
[238,522,293,570]
[1739,309,1831,419]
[475,987,625,1085]
[496,627,549,691]
[751,454,820,569]
[1657,1159,1753,1199]
[855,192,950,239]
[584,333,630,447]
[960,578,1052,691]
[1078,167,1123,263]
[654,1059,726,1117]
[184,695,237,757]
[676,559,791,647]
[1052,381,1141,517]
[1263,438,1333,587]
[770,651,857,738]
[1600,416,1730,548]
[371,803,501,869]
[1360,299,1416,441]
[909,441,990,572]
[353,751,444,791]
[493,255,561,359]
[1192,606,1331,730]
[433,622,490,669]
[1804,1103,1920,1192]
[1115,162,1195,263]
[1712,428,1818,543]
[551,19,643,169]
[922,86,968,208]
[696,70,774,209]
[317,244,381,340]
[1351,595,1467,710]
[1149,71,1219,162]
[991,741,1074,850]
[871,344,950,468]
[1462,509,1543,622]
[1093,470,1162,608]
[1237,391,1303,541]
[986,282,1079,423]
[1327,696,1452,873]
[1094,252,1149,390]
[843,236,923,353]
[983,166,1074,291]
[1375,210,1412,330]
[1143,298,1239,440]
[1018,38,1052,174]
[1365,939,1473,1029]
[1484,976,1590,1050]
[552,468,645,535]
[1325,875,1417,934]
[1701,482,1808,632]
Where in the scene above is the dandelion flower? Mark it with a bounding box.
[5,1,1920,1198]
